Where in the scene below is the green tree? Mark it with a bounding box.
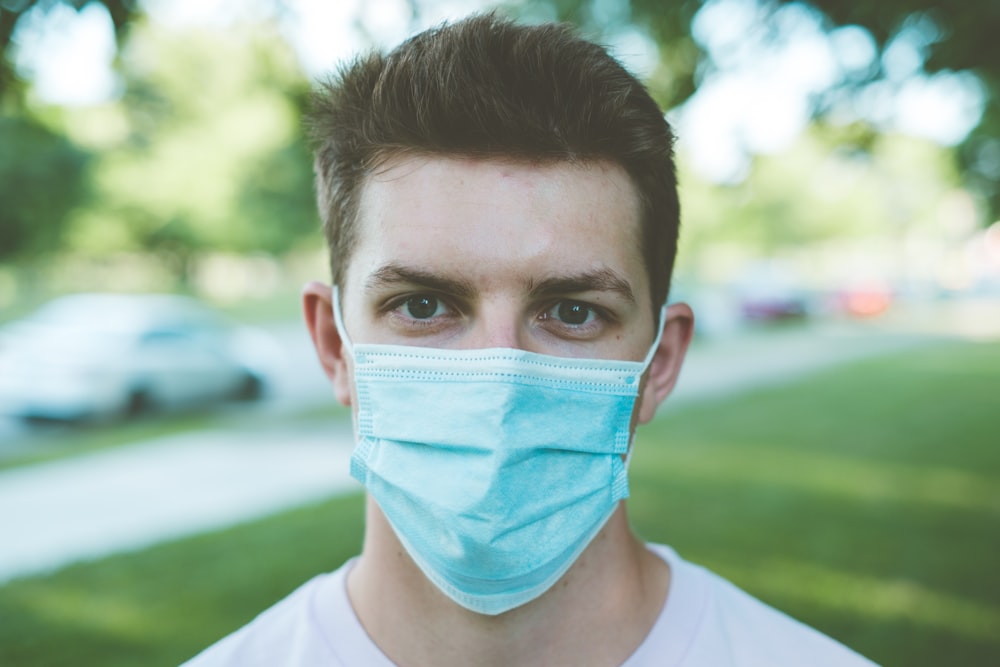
[774,0,1000,224]
[0,0,137,108]
[677,122,968,287]
[513,0,998,220]
[0,113,89,261]
[68,21,318,280]
[6,0,995,217]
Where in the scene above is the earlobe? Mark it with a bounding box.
[302,281,353,406]
[637,303,694,424]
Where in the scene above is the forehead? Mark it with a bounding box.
[347,156,647,296]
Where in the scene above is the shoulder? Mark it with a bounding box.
[181,565,349,667]
[631,545,879,667]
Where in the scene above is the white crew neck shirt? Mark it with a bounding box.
[183,544,878,666]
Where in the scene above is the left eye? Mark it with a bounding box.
[549,300,595,326]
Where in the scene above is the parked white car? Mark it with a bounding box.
[0,293,273,421]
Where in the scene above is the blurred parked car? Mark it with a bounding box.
[832,283,893,318]
[0,293,274,422]
[740,293,809,322]
[735,261,811,323]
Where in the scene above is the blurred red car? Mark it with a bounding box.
[833,285,892,318]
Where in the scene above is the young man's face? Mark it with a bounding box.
[306,155,690,422]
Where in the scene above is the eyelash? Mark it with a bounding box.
[380,292,613,338]
[539,300,607,331]
[381,293,455,326]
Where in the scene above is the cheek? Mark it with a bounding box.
[332,357,355,407]
[336,372,361,435]
[349,401,360,435]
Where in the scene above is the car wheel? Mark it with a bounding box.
[234,373,263,401]
[124,389,153,418]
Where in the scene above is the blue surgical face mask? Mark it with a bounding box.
[333,288,665,615]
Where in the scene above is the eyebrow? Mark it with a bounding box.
[365,264,635,304]
[365,264,477,299]
[527,269,636,304]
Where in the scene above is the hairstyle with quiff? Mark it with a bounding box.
[307,12,680,308]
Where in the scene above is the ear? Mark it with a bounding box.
[636,302,694,424]
[302,281,352,406]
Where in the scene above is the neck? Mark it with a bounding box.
[346,497,670,667]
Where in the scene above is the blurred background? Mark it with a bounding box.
[0,1,998,665]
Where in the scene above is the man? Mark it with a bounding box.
[185,13,877,666]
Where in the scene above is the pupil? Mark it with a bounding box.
[407,296,438,319]
[557,301,589,325]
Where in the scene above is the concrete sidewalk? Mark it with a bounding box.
[0,421,359,583]
[669,320,931,408]
[0,317,956,584]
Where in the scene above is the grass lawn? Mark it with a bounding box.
[1,340,997,666]
[629,339,1000,665]
[0,404,351,473]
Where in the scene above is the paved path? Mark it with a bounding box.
[0,421,358,583]
[668,321,929,408]
[3,303,994,584]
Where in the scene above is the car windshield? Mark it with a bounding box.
[25,295,220,333]
[27,299,148,335]
[1,296,227,360]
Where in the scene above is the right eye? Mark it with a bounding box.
[402,294,443,320]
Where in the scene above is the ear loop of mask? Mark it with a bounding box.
[642,304,669,370]
[627,303,669,465]
[332,285,355,357]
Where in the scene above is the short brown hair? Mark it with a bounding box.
[307,13,679,308]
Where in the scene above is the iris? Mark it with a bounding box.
[557,301,590,325]
[406,295,438,319]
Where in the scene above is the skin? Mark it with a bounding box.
[303,156,694,667]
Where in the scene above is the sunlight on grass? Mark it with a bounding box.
[16,587,153,641]
[0,494,366,667]
[653,443,1000,515]
[628,340,1000,665]
[707,558,1000,642]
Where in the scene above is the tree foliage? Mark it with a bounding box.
[0,113,89,261]
[678,124,966,274]
[0,0,137,108]
[531,0,999,221]
[1,0,994,274]
[774,0,1000,223]
[70,22,318,279]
